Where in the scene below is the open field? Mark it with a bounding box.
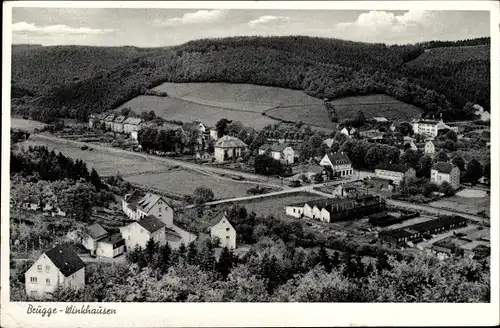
[429,194,490,217]
[19,138,171,177]
[124,170,260,199]
[265,105,337,130]
[153,82,323,106]
[11,118,47,132]
[329,94,422,121]
[117,95,278,130]
[413,45,489,64]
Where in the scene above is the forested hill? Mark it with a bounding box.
[11,36,490,123]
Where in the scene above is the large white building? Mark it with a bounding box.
[120,215,168,250]
[258,143,295,164]
[411,119,458,137]
[319,152,353,177]
[122,191,174,227]
[431,162,460,189]
[25,244,85,299]
[424,141,436,155]
[210,215,237,249]
[374,164,416,185]
[214,135,247,163]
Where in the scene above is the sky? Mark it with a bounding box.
[10,8,490,47]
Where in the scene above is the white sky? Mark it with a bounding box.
[11,8,490,47]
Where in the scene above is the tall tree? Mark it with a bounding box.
[464,159,483,183]
[217,247,235,280]
[215,118,232,138]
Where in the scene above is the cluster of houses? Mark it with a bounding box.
[285,195,386,223]
[89,113,144,140]
[23,189,240,299]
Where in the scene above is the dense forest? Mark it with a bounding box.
[11,36,490,124]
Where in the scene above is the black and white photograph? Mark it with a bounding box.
[1,1,499,327]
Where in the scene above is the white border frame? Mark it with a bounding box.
[2,1,499,327]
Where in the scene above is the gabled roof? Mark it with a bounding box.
[376,163,412,173]
[123,117,142,125]
[44,243,85,277]
[98,233,125,245]
[323,138,334,148]
[114,115,126,123]
[86,223,108,240]
[137,215,166,233]
[137,193,170,213]
[125,190,147,205]
[211,215,236,232]
[259,142,290,152]
[432,162,456,174]
[325,152,351,165]
[215,135,247,148]
[103,114,116,122]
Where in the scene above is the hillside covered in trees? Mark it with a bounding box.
[11,36,490,124]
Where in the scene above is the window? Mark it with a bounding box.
[127,236,130,240]
[46,278,51,285]
[226,236,230,239]
[37,265,42,272]
[30,277,38,284]
[45,265,50,273]
[226,228,230,232]
[140,229,143,233]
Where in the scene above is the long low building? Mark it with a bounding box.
[379,216,467,246]
[285,195,386,223]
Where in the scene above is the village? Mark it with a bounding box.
[11,98,491,299]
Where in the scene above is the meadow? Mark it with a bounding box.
[265,105,336,129]
[117,95,278,130]
[11,118,47,132]
[328,94,422,121]
[411,45,489,64]
[19,138,171,177]
[429,194,490,217]
[124,170,259,199]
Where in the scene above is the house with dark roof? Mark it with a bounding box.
[122,190,173,227]
[375,164,416,185]
[319,152,353,177]
[214,135,247,163]
[82,223,125,259]
[25,243,86,299]
[120,215,167,250]
[258,142,295,164]
[112,115,127,133]
[431,162,460,189]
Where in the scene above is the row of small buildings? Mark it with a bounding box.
[285,195,386,223]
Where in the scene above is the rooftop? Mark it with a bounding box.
[432,162,457,174]
[124,117,142,125]
[325,152,351,165]
[137,215,166,233]
[86,223,108,240]
[215,135,247,149]
[98,233,125,245]
[44,243,86,277]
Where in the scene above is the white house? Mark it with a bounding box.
[340,127,350,137]
[25,244,85,299]
[412,118,458,137]
[209,128,218,140]
[82,223,125,259]
[119,215,167,251]
[319,152,353,177]
[214,135,247,163]
[112,115,126,133]
[123,117,143,136]
[95,233,126,258]
[258,143,295,164]
[210,215,237,249]
[103,114,116,131]
[431,162,460,189]
[122,190,174,227]
[424,141,436,155]
[82,223,108,255]
[374,164,416,185]
[323,138,334,148]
